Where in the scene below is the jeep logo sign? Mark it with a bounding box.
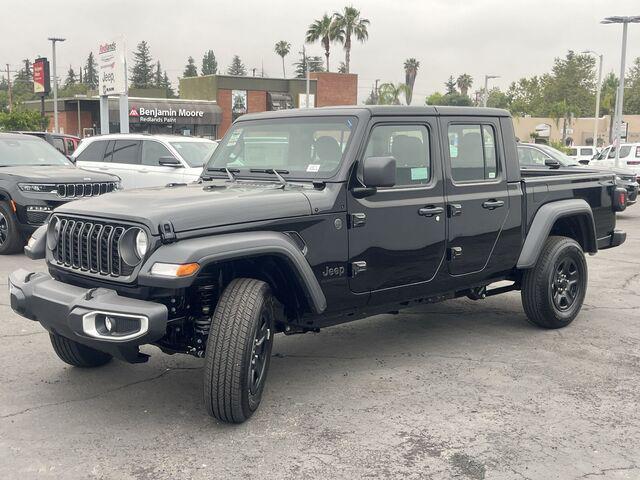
[97,36,127,96]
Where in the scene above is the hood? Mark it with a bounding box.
[56,181,313,233]
[0,165,118,183]
[577,164,636,177]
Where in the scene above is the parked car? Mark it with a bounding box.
[14,131,81,157]
[72,134,218,189]
[591,143,640,170]
[567,145,598,165]
[0,133,120,254]
[518,142,638,205]
[11,106,627,424]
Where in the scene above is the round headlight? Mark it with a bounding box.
[135,230,148,259]
[46,217,60,251]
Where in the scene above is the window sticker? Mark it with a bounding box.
[306,164,320,173]
[411,167,428,181]
[488,172,496,179]
[227,129,243,146]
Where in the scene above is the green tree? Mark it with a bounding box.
[625,57,640,115]
[332,6,370,73]
[153,61,163,88]
[403,58,420,105]
[227,55,247,76]
[64,66,77,88]
[274,41,291,77]
[456,73,473,97]
[426,92,444,105]
[337,61,347,74]
[162,71,176,98]
[183,56,198,77]
[600,72,619,141]
[445,76,457,94]
[485,87,509,109]
[306,13,341,72]
[426,90,472,106]
[201,50,218,75]
[378,82,410,105]
[84,52,98,89]
[0,110,43,131]
[294,52,324,79]
[130,40,154,88]
[506,75,549,116]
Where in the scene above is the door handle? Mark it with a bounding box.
[418,206,444,217]
[482,199,505,210]
[448,204,463,217]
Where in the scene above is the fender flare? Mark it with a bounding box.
[138,231,327,314]
[517,199,597,269]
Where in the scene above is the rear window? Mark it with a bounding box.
[76,140,108,162]
[106,140,140,164]
[580,148,592,156]
[568,148,578,156]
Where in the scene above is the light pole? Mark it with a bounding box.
[601,16,640,167]
[582,50,603,148]
[482,75,499,107]
[301,46,323,108]
[48,37,66,133]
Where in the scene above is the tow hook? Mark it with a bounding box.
[467,286,487,301]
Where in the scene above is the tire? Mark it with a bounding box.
[0,201,25,255]
[204,278,275,423]
[49,333,113,368]
[521,236,588,329]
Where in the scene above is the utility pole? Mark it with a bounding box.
[48,37,66,133]
[601,15,640,167]
[5,64,12,113]
[375,79,380,104]
[482,75,499,107]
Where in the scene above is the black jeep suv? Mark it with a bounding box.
[10,107,627,423]
[0,133,120,254]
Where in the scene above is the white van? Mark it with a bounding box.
[72,134,218,189]
[591,143,640,171]
[567,145,599,165]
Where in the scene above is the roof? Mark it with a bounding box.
[13,131,80,140]
[0,132,46,140]
[239,105,511,122]
[80,133,216,143]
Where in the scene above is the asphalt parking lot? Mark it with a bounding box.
[1,210,639,480]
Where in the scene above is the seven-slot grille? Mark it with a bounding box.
[52,217,135,278]
[57,182,117,198]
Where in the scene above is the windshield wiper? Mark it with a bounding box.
[207,167,240,181]
[249,168,289,188]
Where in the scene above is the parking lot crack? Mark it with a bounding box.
[580,464,638,478]
[0,366,202,420]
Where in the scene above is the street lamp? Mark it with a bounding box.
[482,75,499,107]
[601,15,640,167]
[301,46,323,108]
[48,37,66,133]
[582,50,604,148]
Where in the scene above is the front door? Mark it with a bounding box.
[140,140,186,188]
[348,119,446,293]
[441,118,509,276]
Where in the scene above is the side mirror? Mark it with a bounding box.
[544,158,561,169]
[158,156,182,167]
[363,156,396,188]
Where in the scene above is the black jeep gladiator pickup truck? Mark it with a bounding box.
[9,106,627,423]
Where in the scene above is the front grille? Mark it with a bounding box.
[52,217,135,278]
[26,210,51,224]
[57,182,117,199]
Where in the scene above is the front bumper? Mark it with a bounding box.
[8,269,168,362]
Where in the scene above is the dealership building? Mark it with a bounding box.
[26,72,358,139]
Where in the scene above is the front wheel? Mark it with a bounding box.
[0,201,25,255]
[49,333,113,367]
[521,236,588,329]
[203,278,275,423]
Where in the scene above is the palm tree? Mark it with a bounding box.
[456,73,473,97]
[306,14,341,72]
[404,58,420,105]
[274,41,291,78]
[378,82,410,105]
[332,6,370,74]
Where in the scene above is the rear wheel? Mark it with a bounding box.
[521,236,587,329]
[49,333,113,367]
[203,278,275,423]
[0,201,25,255]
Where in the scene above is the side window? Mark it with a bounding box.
[52,137,65,154]
[363,124,430,187]
[66,139,76,155]
[580,148,592,156]
[110,140,140,165]
[619,146,632,158]
[448,124,499,182]
[529,148,549,166]
[142,141,176,166]
[518,147,547,166]
[636,146,640,158]
[75,140,107,162]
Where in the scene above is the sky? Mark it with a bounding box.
[2,0,640,103]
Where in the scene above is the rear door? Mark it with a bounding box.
[74,139,110,173]
[348,118,446,293]
[441,117,509,276]
[139,140,186,187]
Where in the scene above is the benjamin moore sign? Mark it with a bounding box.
[98,36,127,96]
[123,101,220,125]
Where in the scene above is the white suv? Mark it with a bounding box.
[72,134,218,189]
[591,143,640,172]
[568,145,598,165]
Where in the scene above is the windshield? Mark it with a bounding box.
[170,141,218,168]
[206,116,358,179]
[0,137,71,167]
[536,144,580,166]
